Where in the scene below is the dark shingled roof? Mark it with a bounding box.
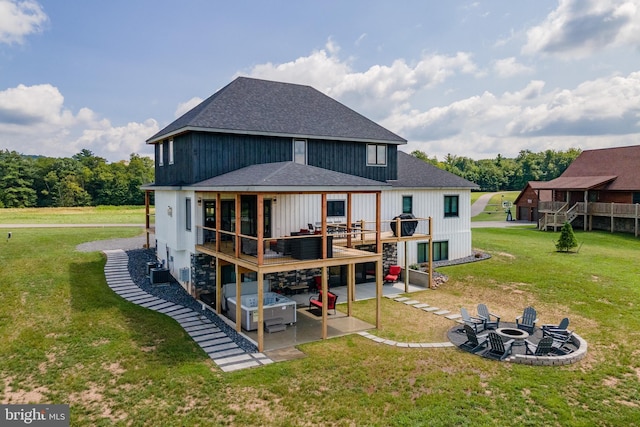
[148,77,407,144]
[188,161,388,190]
[389,151,479,189]
[549,145,640,191]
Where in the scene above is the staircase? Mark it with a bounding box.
[539,202,579,231]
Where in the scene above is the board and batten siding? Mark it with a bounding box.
[380,188,473,264]
[153,132,398,186]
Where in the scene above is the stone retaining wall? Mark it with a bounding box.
[510,333,588,366]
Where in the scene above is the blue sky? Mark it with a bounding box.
[1,0,640,162]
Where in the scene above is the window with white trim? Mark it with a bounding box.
[158,142,164,166]
[402,195,413,214]
[293,139,307,164]
[418,241,449,262]
[168,139,174,165]
[367,144,387,166]
[327,200,345,217]
[444,195,459,218]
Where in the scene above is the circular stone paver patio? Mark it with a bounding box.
[447,322,588,366]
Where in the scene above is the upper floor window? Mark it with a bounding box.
[367,144,387,166]
[444,195,459,218]
[402,195,413,214]
[293,139,307,164]
[327,200,345,217]
[158,142,164,166]
[168,139,174,165]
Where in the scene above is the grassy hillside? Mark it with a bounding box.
[1,224,638,425]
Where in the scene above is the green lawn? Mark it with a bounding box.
[0,206,149,224]
[472,191,520,221]
[1,223,639,426]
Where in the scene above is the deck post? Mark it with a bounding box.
[257,272,264,352]
[235,264,242,333]
[215,258,222,313]
[347,263,354,316]
[583,191,588,231]
[144,190,150,248]
[404,240,409,293]
[321,265,328,340]
[428,217,433,289]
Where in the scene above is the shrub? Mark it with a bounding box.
[556,222,578,252]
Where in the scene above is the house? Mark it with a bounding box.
[142,77,477,350]
[516,145,640,234]
[513,181,552,222]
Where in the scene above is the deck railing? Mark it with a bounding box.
[195,216,431,267]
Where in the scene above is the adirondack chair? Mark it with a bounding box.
[461,324,489,353]
[516,306,538,334]
[460,307,484,333]
[484,332,514,360]
[477,303,500,329]
[525,336,554,356]
[542,317,570,338]
[549,331,574,355]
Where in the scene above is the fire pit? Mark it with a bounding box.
[496,327,529,345]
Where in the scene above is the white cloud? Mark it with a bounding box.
[0,0,48,44]
[175,97,203,118]
[386,72,640,160]
[245,40,478,120]
[0,83,157,161]
[522,0,640,59]
[493,57,534,78]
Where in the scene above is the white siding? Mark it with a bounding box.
[381,188,473,265]
[154,190,195,286]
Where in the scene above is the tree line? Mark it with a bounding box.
[0,149,154,208]
[411,148,582,191]
[1,146,581,208]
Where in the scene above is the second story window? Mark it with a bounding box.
[444,195,459,218]
[367,144,386,166]
[293,139,307,164]
[402,195,413,214]
[168,139,174,165]
[158,142,164,166]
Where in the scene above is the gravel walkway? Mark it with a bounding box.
[77,235,259,355]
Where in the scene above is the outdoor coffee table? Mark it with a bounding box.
[496,327,529,345]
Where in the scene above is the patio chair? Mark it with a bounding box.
[460,307,485,333]
[516,306,538,334]
[542,317,570,338]
[461,324,489,353]
[525,336,554,356]
[549,330,574,355]
[384,265,402,283]
[484,332,514,360]
[477,303,500,329]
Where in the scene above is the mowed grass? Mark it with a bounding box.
[472,191,520,221]
[1,221,640,425]
[0,206,150,224]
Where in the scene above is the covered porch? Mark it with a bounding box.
[192,189,432,352]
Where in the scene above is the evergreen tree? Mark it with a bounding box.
[556,222,578,252]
